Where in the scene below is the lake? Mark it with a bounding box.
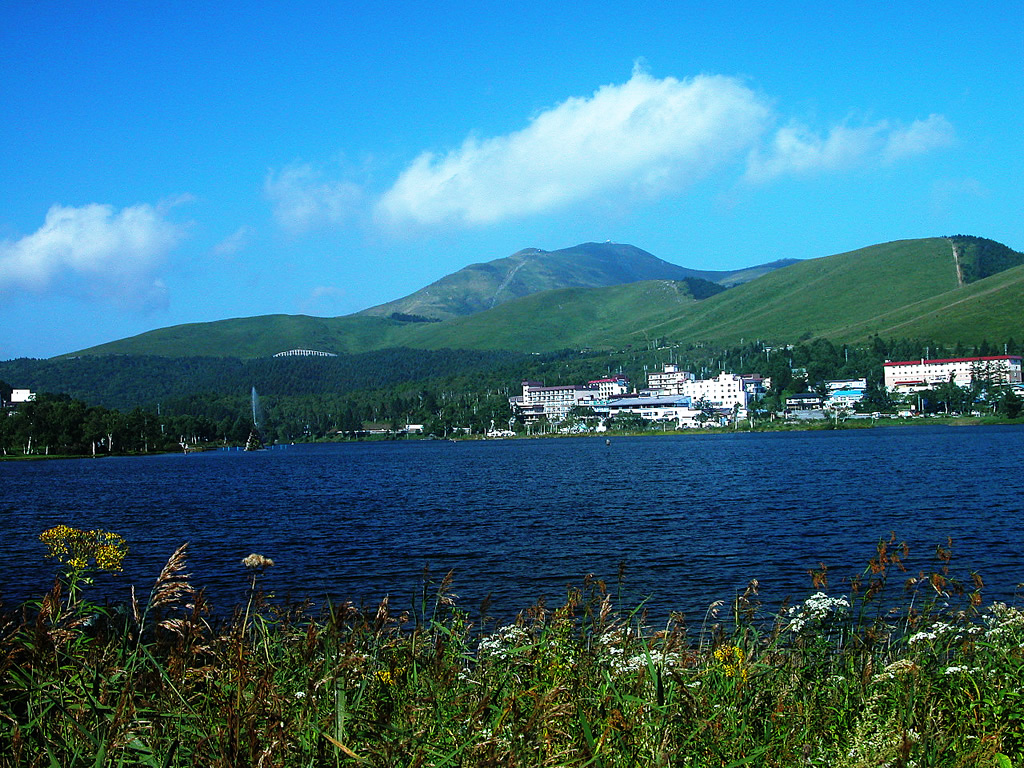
[2,424,1022,622]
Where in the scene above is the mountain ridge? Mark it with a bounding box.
[56,235,1024,360]
[357,241,793,320]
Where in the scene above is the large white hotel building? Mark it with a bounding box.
[883,355,1022,394]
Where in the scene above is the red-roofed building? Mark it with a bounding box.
[883,356,1022,394]
[587,376,629,398]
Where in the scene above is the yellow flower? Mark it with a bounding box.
[374,666,404,686]
[714,645,748,680]
[39,526,127,573]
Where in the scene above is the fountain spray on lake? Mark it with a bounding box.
[246,387,265,450]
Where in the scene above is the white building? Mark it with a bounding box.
[647,365,761,411]
[680,372,751,411]
[10,389,35,404]
[604,394,706,428]
[825,378,867,409]
[510,381,598,422]
[646,364,695,394]
[883,356,1023,394]
[588,376,630,398]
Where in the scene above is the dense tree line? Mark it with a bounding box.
[0,348,533,411]
[0,393,170,456]
[3,334,1021,453]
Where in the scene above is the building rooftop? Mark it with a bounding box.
[884,355,1022,367]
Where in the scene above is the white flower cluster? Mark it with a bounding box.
[982,602,1024,646]
[783,592,851,634]
[607,648,682,677]
[478,625,531,661]
[595,628,681,676]
[596,628,635,647]
[907,621,966,646]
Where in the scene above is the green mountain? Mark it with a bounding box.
[357,237,1024,352]
[357,241,784,320]
[63,236,1023,360]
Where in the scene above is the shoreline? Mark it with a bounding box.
[4,414,1022,460]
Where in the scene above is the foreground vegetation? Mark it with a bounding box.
[2,530,1023,767]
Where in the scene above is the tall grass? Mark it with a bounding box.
[1,532,1022,766]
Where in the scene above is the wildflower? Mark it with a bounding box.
[374,667,404,686]
[782,592,850,633]
[40,525,128,574]
[478,625,530,661]
[983,602,1024,647]
[713,645,748,681]
[608,649,681,676]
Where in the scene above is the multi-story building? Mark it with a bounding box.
[647,365,761,411]
[603,394,703,428]
[588,376,630,399]
[883,356,1023,394]
[646,364,695,394]
[681,372,751,410]
[509,381,599,422]
[825,378,867,409]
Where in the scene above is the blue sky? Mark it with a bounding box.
[1,1,1021,359]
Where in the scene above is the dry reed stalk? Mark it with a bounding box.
[150,543,193,612]
[437,569,456,606]
[139,543,201,639]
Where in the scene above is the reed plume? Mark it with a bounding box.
[150,543,193,613]
[132,543,197,638]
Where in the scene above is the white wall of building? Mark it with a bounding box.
[679,372,749,410]
[884,356,1023,394]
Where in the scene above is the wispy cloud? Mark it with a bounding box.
[265,163,363,233]
[882,114,955,162]
[745,114,955,183]
[377,70,772,229]
[0,202,186,307]
[213,225,253,256]
[298,284,346,315]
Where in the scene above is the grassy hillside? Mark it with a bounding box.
[634,238,963,345]
[953,234,1024,283]
[401,279,708,351]
[71,314,418,359]
[837,262,1024,344]
[64,236,1022,360]
[407,236,1022,352]
[359,241,743,320]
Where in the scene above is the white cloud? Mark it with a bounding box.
[0,202,185,307]
[265,163,363,233]
[375,70,955,230]
[745,114,955,183]
[377,71,773,228]
[882,114,955,162]
[213,226,253,256]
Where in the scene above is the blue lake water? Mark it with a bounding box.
[2,424,1023,622]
